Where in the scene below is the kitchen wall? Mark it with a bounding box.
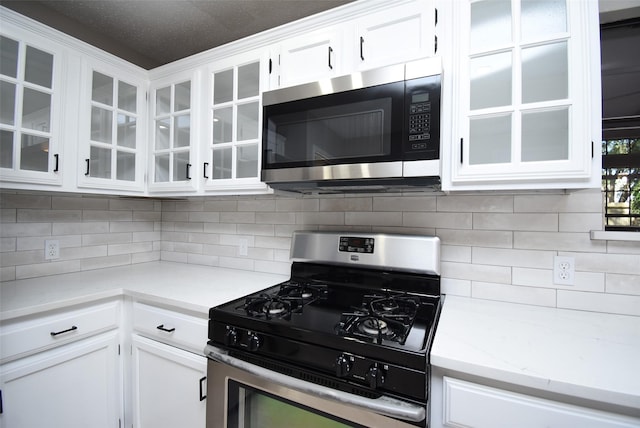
[1,189,639,317]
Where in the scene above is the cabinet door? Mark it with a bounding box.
[353,0,436,71]
[447,0,600,190]
[0,29,63,187]
[0,331,122,428]
[203,49,269,193]
[77,60,147,192]
[276,27,342,88]
[131,335,207,428]
[441,377,640,428]
[148,70,199,193]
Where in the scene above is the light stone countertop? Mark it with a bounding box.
[0,261,288,320]
[2,263,638,416]
[431,295,640,415]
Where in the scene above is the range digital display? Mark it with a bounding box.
[338,236,374,253]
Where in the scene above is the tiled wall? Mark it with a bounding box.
[0,191,161,281]
[2,189,639,317]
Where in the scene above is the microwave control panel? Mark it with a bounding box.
[405,75,440,158]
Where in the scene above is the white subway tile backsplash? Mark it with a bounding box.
[346,212,402,227]
[2,190,639,318]
[472,247,554,269]
[437,195,513,213]
[18,209,82,223]
[373,195,436,212]
[441,278,471,297]
[472,281,557,307]
[16,260,81,279]
[473,213,558,232]
[606,273,640,295]
[441,261,511,284]
[514,232,606,252]
[0,237,16,252]
[403,212,472,229]
[557,290,640,316]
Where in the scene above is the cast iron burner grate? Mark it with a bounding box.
[335,292,420,344]
[238,281,328,319]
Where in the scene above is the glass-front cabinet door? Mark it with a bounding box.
[149,70,198,192]
[0,32,62,186]
[447,0,600,190]
[203,50,269,193]
[78,61,146,192]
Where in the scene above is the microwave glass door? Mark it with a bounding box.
[263,82,404,169]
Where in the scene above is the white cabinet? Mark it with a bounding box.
[131,335,207,428]
[77,58,148,192]
[432,376,640,428]
[148,69,200,193]
[130,301,208,427]
[351,0,436,71]
[202,49,270,194]
[443,0,601,190]
[0,300,123,427]
[0,19,65,187]
[275,26,343,88]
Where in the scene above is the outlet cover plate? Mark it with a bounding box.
[553,255,575,285]
[45,239,60,260]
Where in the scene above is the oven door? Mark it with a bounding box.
[205,345,424,428]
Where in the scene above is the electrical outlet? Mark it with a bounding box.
[238,238,248,256]
[553,255,574,285]
[45,239,60,260]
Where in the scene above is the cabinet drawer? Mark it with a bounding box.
[443,377,640,428]
[0,300,120,363]
[132,302,207,353]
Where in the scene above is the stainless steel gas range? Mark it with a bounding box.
[205,231,442,427]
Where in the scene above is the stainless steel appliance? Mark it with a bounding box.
[261,58,442,193]
[205,231,442,427]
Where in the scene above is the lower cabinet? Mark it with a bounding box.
[431,375,640,428]
[0,330,122,428]
[131,335,207,428]
[130,300,209,428]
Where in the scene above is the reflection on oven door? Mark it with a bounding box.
[206,360,422,428]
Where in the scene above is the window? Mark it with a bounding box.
[600,18,640,230]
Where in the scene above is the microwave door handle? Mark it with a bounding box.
[204,345,425,423]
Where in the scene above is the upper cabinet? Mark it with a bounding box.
[147,70,199,193]
[202,49,269,193]
[0,26,64,187]
[77,59,147,192]
[442,0,601,190]
[271,0,436,89]
[351,1,436,71]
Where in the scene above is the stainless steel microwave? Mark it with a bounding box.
[261,57,441,193]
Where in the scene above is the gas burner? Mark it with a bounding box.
[336,292,421,344]
[278,281,328,302]
[358,318,389,336]
[240,294,297,319]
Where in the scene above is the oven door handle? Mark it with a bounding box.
[204,345,426,423]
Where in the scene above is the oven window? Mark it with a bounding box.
[227,380,366,428]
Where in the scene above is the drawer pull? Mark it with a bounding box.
[156,324,175,333]
[50,326,78,337]
[199,376,207,401]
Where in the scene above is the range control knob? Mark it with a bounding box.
[247,332,261,352]
[335,354,352,377]
[366,363,386,389]
[224,327,238,346]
